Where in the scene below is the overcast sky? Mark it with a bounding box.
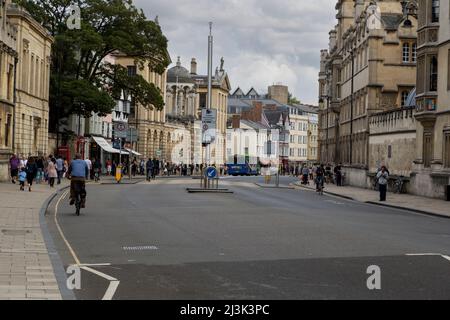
[134,0,336,105]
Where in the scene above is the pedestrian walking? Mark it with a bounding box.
[36,156,44,184]
[18,168,27,191]
[56,155,65,185]
[47,157,58,187]
[376,166,389,202]
[93,158,102,181]
[84,158,92,180]
[146,158,154,181]
[301,165,310,185]
[9,154,20,184]
[106,159,112,176]
[25,157,38,192]
[334,163,343,187]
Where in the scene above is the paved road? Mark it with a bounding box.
[46,176,450,299]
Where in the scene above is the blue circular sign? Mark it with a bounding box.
[206,167,217,179]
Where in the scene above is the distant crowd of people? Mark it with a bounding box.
[9,154,69,191]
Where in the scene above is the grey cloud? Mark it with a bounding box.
[134,0,335,104]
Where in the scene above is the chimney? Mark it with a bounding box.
[190,58,197,75]
[232,115,241,129]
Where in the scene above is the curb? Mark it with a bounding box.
[186,188,234,194]
[294,182,449,219]
[255,183,295,189]
[293,183,355,200]
[39,186,76,300]
[100,179,144,185]
[365,201,450,219]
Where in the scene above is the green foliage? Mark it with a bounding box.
[14,0,170,130]
[288,92,301,105]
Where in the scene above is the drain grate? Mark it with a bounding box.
[122,245,158,251]
[1,229,30,236]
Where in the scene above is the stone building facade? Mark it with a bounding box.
[166,57,200,119]
[318,0,418,187]
[0,0,17,181]
[192,60,231,166]
[112,53,170,161]
[8,4,53,160]
[412,0,450,199]
[165,57,202,165]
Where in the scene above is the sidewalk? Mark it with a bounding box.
[293,181,450,218]
[0,181,68,300]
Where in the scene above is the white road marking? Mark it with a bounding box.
[53,190,119,300]
[406,253,450,264]
[54,190,81,265]
[80,266,117,282]
[80,266,120,300]
[406,253,443,256]
[79,263,111,267]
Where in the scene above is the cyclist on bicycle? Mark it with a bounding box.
[315,164,325,192]
[67,153,88,208]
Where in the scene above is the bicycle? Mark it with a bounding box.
[94,170,100,182]
[394,176,405,194]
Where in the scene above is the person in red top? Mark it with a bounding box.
[106,159,112,176]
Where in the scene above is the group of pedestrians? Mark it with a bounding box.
[10,154,69,192]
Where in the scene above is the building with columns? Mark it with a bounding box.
[0,0,17,181]
[111,52,171,161]
[192,58,231,166]
[318,0,418,188]
[412,0,450,199]
[166,57,200,119]
[7,3,53,160]
[165,57,202,165]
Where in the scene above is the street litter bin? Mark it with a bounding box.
[446,185,450,201]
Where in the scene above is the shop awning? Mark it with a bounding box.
[125,148,142,156]
[92,136,121,154]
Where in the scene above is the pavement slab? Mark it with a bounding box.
[0,181,67,300]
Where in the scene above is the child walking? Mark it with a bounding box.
[18,168,27,191]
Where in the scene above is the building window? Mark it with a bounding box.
[448,49,450,91]
[430,56,438,91]
[401,91,410,106]
[412,43,417,62]
[127,66,137,77]
[5,114,11,147]
[402,43,410,63]
[423,131,434,168]
[444,130,450,168]
[431,0,439,23]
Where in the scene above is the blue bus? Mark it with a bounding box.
[226,163,259,176]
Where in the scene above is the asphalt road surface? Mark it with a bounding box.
[46,176,450,300]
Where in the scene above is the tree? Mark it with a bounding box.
[288,92,301,105]
[14,0,170,131]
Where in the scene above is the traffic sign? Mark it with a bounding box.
[205,166,217,179]
[202,109,217,144]
[113,122,128,139]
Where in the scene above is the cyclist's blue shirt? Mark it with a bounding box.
[70,160,88,178]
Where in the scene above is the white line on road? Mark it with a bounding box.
[55,190,81,265]
[53,190,119,300]
[406,253,450,264]
[80,266,120,300]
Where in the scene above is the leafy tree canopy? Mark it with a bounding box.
[288,92,301,105]
[14,0,170,128]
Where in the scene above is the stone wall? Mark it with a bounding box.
[369,107,417,176]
